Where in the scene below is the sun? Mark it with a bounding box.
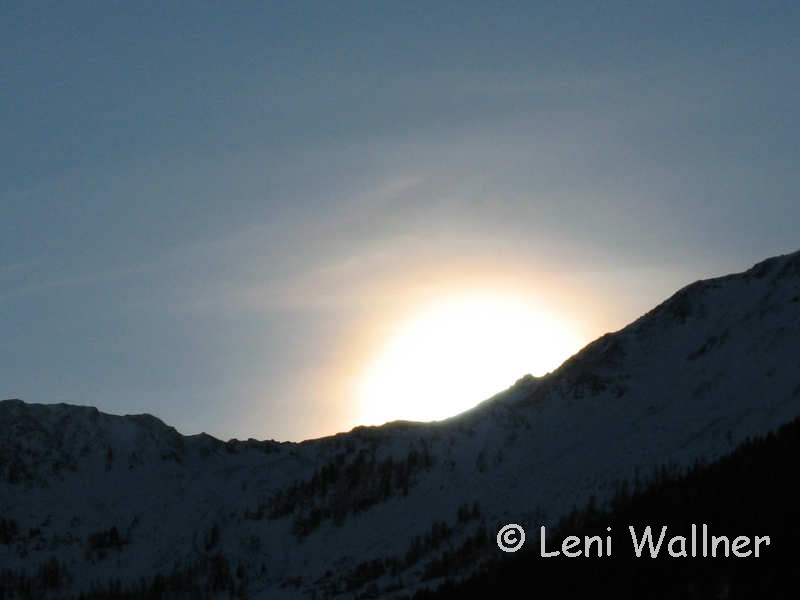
[357,293,584,425]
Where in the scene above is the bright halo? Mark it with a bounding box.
[358,293,584,425]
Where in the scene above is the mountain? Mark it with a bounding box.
[1,249,799,599]
[409,414,800,599]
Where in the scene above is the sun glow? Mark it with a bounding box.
[358,293,584,426]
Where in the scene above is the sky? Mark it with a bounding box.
[2,1,800,442]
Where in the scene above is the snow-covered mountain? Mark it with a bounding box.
[2,249,800,598]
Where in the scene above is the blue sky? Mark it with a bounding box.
[2,2,799,441]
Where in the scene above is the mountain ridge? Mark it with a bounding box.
[2,248,800,598]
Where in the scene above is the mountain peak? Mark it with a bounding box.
[2,249,800,598]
